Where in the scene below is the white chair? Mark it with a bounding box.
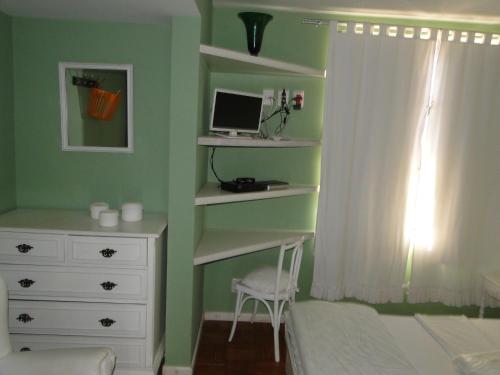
[0,274,116,375]
[228,237,304,362]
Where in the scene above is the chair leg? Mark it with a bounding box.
[229,290,243,342]
[273,300,280,362]
[251,300,259,323]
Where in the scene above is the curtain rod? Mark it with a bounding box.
[302,18,330,27]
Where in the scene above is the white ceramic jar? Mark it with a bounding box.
[99,209,119,227]
[121,203,143,222]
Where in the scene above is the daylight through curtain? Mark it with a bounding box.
[408,33,500,306]
[311,22,436,303]
[313,22,500,306]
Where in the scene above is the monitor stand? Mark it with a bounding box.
[213,131,253,139]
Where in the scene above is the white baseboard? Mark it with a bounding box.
[162,366,192,375]
[204,311,284,323]
[162,317,204,375]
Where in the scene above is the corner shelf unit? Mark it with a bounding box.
[194,229,315,265]
[195,182,318,206]
[195,43,322,265]
[200,44,325,78]
[198,135,320,148]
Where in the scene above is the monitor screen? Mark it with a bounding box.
[210,89,263,134]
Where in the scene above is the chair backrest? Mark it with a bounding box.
[0,273,12,359]
[274,237,304,302]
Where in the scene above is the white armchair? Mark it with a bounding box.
[0,274,116,375]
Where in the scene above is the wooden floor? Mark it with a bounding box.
[193,320,287,375]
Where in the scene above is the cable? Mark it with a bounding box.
[260,93,298,137]
[210,147,225,184]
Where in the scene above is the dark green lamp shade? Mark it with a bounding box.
[238,12,273,56]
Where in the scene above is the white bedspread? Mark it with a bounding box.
[288,301,418,375]
[415,315,497,357]
[453,350,500,375]
[415,315,500,375]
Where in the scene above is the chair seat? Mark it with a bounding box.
[239,266,291,295]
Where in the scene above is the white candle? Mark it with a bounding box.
[99,209,119,227]
[90,202,109,220]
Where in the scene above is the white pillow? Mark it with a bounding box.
[453,350,500,375]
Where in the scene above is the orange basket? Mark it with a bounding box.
[87,88,121,121]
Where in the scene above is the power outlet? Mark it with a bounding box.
[262,89,274,106]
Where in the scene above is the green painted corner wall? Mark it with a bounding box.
[12,17,171,213]
[0,12,16,213]
[196,0,213,45]
[165,16,204,367]
[212,8,328,70]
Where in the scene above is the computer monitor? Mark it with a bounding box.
[210,89,264,137]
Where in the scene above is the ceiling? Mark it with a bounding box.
[214,0,500,24]
[1,0,498,24]
[0,0,199,23]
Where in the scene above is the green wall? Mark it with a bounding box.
[12,17,171,213]
[212,7,327,70]
[165,16,204,367]
[196,0,213,45]
[0,12,16,213]
[162,2,212,368]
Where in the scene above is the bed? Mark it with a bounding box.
[285,301,500,375]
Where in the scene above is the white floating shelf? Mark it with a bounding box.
[194,228,314,265]
[198,136,320,148]
[195,182,318,206]
[200,44,325,78]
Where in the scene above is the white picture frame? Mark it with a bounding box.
[59,62,134,153]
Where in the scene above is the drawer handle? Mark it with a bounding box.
[16,244,33,253]
[17,313,34,323]
[99,248,117,258]
[20,347,31,352]
[18,279,35,288]
[99,318,116,327]
[100,281,117,291]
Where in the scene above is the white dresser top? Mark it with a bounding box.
[0,208,167,238]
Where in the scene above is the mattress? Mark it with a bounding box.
[286,301,418,375]
[286,301,500,375]
[379,315,457,375]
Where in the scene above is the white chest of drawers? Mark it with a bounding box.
[0,208,167,375]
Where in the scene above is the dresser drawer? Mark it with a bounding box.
[9,300,146,338]
[67,236,147,267]
[10,334,147,368]
[0,265,147,301]
[0,232,65,265]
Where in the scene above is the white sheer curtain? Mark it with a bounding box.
[311,23,436,303]
[408,36,500,306]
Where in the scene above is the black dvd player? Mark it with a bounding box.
[220,181,268,193]
[220,180,289,193]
